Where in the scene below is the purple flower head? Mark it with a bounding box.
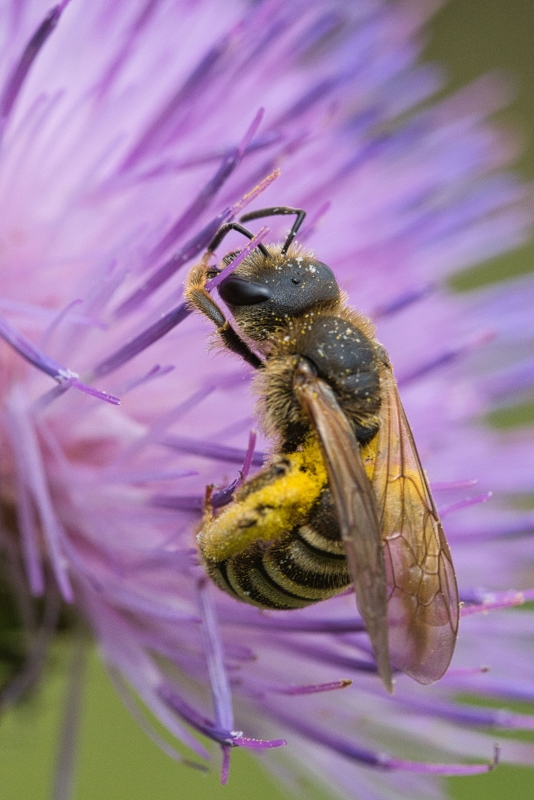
[1,1,534,798]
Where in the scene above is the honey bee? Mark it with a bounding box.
[185,206,459,692]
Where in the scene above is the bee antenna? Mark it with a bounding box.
[207,222,270,258]
[240,207,306,255]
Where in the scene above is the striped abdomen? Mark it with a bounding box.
[204,489,351,610]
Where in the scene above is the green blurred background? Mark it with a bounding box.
[1,1,533,798]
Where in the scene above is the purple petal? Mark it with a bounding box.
[162,435,265,466]
[94,303,191,377]
[196,579,234,732]
[148,108,265,263]
[239,430,257,482]
[0,2,71,135]
[6,397,72,602]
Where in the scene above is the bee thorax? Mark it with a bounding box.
[256,314,382,449]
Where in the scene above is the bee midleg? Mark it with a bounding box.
[198,436,351,610]
[184,263,263,369]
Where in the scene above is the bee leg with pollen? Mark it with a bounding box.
[197,438,331,609]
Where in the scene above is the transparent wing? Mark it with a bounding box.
[294,361,393,692]
[373,370,459,684]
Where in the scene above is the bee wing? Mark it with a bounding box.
[373,370,459,684]
[294,362,393,692]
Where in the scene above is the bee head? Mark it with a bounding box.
[217,244,340,340]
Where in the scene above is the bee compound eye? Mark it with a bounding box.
[218,276,272,306]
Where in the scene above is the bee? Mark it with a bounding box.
[185,206,459,692]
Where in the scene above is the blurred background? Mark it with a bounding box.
[1,1,533,798]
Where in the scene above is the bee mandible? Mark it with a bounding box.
[184,206,459,692]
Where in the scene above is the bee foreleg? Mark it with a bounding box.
[185,264,263,369]
[185,265,226,326]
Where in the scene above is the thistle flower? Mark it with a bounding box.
[1,1,534,799]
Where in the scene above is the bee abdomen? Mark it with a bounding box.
[207,521,350,611]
